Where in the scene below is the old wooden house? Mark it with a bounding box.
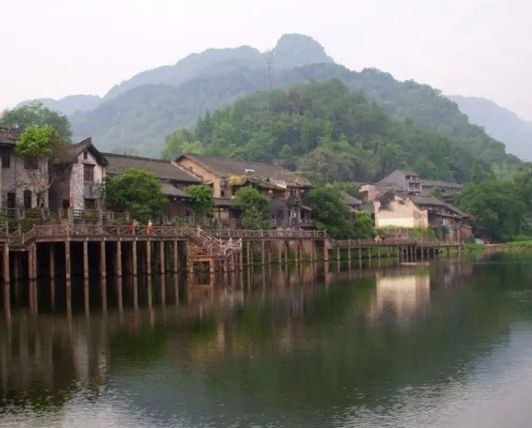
[49,138,108,211]
[103,153,201,219]
[0,127,51,211]
[176,154,313,228]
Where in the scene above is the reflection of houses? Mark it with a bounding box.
[104,153,201,219]
[369,272,431,327]
[176,154,313,228]
[49,138,107,211]
[0,127,51,209]
[374,193,471,241]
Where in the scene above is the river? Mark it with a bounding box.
[1,254,532,427]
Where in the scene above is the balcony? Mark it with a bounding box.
[83,182,101,199]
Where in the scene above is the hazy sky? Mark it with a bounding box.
[1,0,531,120]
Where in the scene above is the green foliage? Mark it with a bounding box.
[105,168,167,222]
[352,211,374,239]
[168,80,500,184]
[161,129,204,160]
[458,180,526,241]
[15,126,61,158]
[185,184,214,218]
[1,101,71,143]
[304,187,354,238]
[430,187,443,198]
[233,188,271,230]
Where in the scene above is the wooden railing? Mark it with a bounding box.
[330,238,462,248]
[211,229,328,239]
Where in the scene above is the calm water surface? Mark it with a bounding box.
[1,255,532,427]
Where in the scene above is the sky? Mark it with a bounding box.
[1,0,531,121]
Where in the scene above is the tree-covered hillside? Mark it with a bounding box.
[163,80,517,183]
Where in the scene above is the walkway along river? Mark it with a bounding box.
[0,223,461,286]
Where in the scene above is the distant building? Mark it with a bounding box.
[176,154,313,228]
[360,169,462,202]
[374,192,471,242]
[104,153,201,219]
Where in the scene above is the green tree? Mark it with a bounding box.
[161,129,204,160]
[304,187,354,238]
[1,102,72,143]
[234,187,271,229]
[457,180,526,241]
[15,126,63,207]
[105,168,167,222]
[430,187,443,198]
[185,184,214,219]
[352,211,374,239]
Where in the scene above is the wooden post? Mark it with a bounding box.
[83,240,89,280]
[65,240,71,281]
[146,241,152,275]
[358,247,362,262]
[132,240,138,276]
[159,241,165,274]
[100,241,106,278]
[347,246,352,270]
[173,240,178,273]
[115,240,122,277]
[261,240,266,266]
[49,244,55,279]
[3,243,9,284]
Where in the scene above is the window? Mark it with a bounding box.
[7,193,15,209]
[1,148,10,168]
[84,164,95,182]
[23,190,32,209]
[84,198,96,210]
[83,151,88,160]
[62,199,70,209]
[24,158,38,170]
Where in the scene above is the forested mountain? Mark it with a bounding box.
[162,80,518,183]
[17,95,102,115]
[15,33,514,163]
[450,95,532,161]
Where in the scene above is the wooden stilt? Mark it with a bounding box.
[3,243,9,284]
[173,240,178,273]
[83,240,89,280]
[146,241,152,275]
[261,240,266,266]
[100,241,106,278]
[49,243,55,279]
[160,241,165,274]
[132,240,138,276]
[115,241,122,277]
[65,240,71,281]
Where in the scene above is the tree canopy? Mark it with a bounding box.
[105,168,167,222]
[234,188,271,229]
[15,126,61,158]
[164,80,506,185]
[185,184,214,219]
[0,102,72,143]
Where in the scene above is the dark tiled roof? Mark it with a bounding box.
[0,127,21,145]
[104,153,200,183]
[177,154,311,186]
[341,191,362,206]
[161,182,190,197]
[411,195,468,218]
[214,198,235,208]
[53,138,107,165]
[421,179,462,189]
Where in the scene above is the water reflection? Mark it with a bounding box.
[0,256,531,427]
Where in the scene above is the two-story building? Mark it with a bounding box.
[0,127,51,210]
[49,138,108,211]
[176,154,313,228]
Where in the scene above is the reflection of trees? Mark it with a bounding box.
[0,256,526,424]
